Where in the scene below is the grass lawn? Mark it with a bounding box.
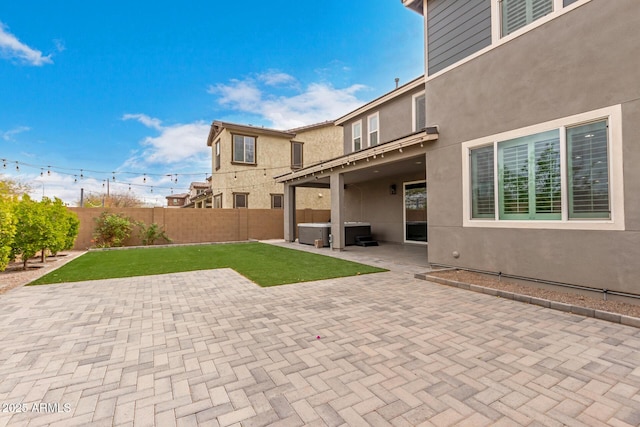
[29,242,386,287]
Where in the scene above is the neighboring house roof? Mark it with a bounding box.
[335,75,425,125]
[286,120,335,133]
[165,193,189,199]
[207,121,296,146]
[189,182,209,188]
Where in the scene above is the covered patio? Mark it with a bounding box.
[276,129,437,253]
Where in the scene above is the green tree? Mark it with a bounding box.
[40,198,79,257]
[92,212,134,247]
[0,197,16,271]
[10,195,49,270]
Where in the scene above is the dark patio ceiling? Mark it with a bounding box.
[293,154,426,188]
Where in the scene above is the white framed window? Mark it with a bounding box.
[368,113,379,147]
[352,120,362,152]
[462,105,624,230]
[412,92,426,132]
[500,0,554,37]
[232,134,256,164]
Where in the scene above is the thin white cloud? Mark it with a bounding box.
[2,126,30,141]
[122,114,210,168]
[257,70,298,87]
[0,21,52,66]
[123,113,163,131]
[209,74,367,129]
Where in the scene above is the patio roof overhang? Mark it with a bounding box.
[275,127,438,184]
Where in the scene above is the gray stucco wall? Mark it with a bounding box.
[427,0,491,75]
[424,0,640,293]
[342,86,425,154]
[345,171,426,243]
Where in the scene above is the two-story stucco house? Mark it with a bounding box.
[206,120,342,209]
[277,76,438,247]
[280,0,640,299]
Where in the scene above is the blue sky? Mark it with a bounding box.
[0,1,423,205]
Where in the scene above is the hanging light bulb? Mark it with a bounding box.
[150,186,153,193]
[112,172,116,181]
[15,162,20,171]
[80,169,84,179]
[234,172,237,179]
[2,159,7,169]
[128,185,131,191]
[174,175,178,184]
[74,175,78,183]
[40,169,44,177]
[263,169,266,176]
[47,167,51,176]
[143,173,147,183]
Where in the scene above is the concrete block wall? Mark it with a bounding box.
[69,208,331,250]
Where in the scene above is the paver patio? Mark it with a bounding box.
[1,252,640,426]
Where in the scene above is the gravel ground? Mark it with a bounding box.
[427,269,640,318]
[0,251,85,294]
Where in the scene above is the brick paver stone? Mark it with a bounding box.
[1,264,640,426]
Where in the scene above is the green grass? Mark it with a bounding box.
[29,242,386,287]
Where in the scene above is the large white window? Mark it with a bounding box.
[352,121,362,151]
[413,92,426,132]
[368,113,379,147]
[462,105,624,230]
[233,134,256,164]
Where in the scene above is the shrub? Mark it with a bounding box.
[92,212,133,248]
[137,222,172,246]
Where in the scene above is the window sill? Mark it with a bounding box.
[463,219,623,231]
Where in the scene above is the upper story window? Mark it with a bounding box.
[413,93,426,132]
[233,134,256,164]
[215,140,221,170]
[352,121,362,151]
[291,141,303,169]
[463,105,623,230]
[501,0,553,36]
[368,113,379,147]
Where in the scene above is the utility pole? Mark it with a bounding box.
[80,188,84,207]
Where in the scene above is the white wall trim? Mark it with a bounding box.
[461,104,625,231]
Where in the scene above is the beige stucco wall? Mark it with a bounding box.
[210,124,341,209]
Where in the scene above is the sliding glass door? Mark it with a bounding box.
[404,181,427,243]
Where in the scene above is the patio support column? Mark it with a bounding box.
[283,183,296,242]
[330,173,345,251]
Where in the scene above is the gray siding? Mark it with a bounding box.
[427,0,492,75]
[342,86,425,154]
[423,0,640,294]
